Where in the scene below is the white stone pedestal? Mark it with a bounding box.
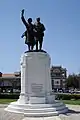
[5,51,68,117]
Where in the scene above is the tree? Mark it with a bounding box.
[66,74,79,89]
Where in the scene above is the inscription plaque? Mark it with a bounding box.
[31,83,43,93]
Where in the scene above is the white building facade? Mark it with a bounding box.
[51,66,67,90]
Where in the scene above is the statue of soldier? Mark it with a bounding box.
[34,17,46,51]
[21,9,35,51]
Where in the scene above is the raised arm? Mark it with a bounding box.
[21,9,28,28]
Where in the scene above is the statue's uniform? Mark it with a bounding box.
[21,16,35,47]
[34,22,45,50]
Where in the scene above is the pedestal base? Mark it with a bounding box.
[5,100,68,117]
[5,51,68,117]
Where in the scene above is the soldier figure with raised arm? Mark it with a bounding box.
[21,9,35,51]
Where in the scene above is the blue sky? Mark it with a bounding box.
[0,0,80,74]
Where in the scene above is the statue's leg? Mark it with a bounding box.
[28,44,30,51]
[39,37,43,50]
[31,44,34,50]
[36,39,38,51]
[30,38,34,51]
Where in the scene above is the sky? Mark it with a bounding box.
[0,0,80,74]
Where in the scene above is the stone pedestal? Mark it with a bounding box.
[19,52,54,104]
[5,51,68,117]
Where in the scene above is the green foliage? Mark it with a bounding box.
[56,94,80,100]
[0,93,80,101]
[0,93,19,99]
[62,100,80,105]
[0,99,17,104]
[66,73,80,88]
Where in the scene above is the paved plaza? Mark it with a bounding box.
[0,104,80,120]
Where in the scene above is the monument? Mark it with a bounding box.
[5,9,68,119]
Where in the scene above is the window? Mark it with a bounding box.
[54,79,60,85]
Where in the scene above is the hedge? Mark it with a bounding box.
[0,93,19,99]
[0,93,80,100]
[56,94,80,100]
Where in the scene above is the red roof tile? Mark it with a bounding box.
[2,74,14,77]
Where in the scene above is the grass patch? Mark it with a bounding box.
[0,99,17,104]
[0,99,80,105]
[61,100,80,105]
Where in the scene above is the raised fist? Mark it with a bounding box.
[21,9,24,16]
[22,9,24,13]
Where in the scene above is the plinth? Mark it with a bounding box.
[5,51,68,117]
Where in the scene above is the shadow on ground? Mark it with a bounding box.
[61,109,80,116]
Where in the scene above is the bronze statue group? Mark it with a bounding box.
[21,9,45,51]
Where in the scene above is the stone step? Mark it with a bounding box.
[5,101,68,117]
[5,103,68,117]
[24,106,66,113]
[8,102,66,112]
[24,108,68,117]
[10,101,64,108]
